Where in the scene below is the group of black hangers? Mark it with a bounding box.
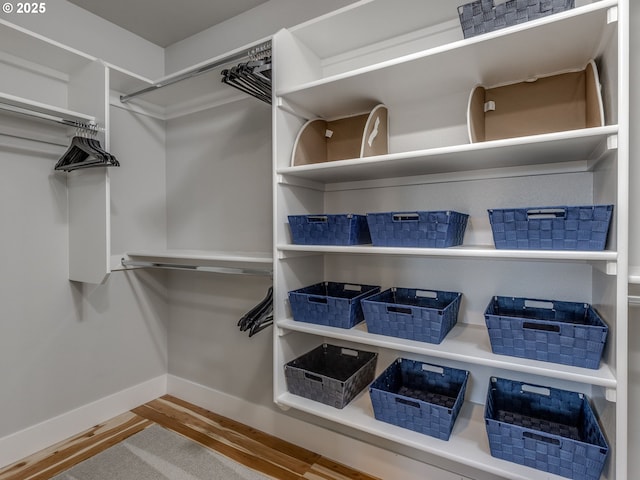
[238,286,273,337]
[54,134,119,172]
[221,57,272,105]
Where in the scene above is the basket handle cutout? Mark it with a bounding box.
[524,299,554,310]
[307,296,328,304]
[395,397,420,409]
[306,216,328,223]
[526,208,566,220]
[416,290,438,299]
[340,348,359,357]
[387,306,412,315]
[523,431,561,446]
[343,284,363,292]
[422,364,445,375]
[392,213,419,222]
[304,372,323,383]
[521,384,551,396]
[523,322,560,333]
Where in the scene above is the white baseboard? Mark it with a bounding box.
[167,375,470,480]
[0,375,167,469]
[1,374,477,480]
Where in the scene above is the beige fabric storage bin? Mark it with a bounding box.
[467,60,604,143]
[291,104,388,166]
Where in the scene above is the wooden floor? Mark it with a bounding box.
[0,395,380,480]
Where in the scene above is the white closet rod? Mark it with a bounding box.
[628,295,640,306]
[0,102,98,132]
[119,41,272,104]
[121,259,272,276]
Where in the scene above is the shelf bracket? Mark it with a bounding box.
[605,388,617,403]
[607,6,618,24]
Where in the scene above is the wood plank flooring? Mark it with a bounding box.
[0,395,380,480]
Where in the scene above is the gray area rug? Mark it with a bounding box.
[51,424,274,480]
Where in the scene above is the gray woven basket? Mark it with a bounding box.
[458,0,575,38]
[285,344,378,409]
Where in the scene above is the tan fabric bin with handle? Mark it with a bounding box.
[291,104,388,166]
[467,60,604,143]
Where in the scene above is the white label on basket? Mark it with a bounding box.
[343,284,362,292]
[421,364,444,375]
[416,290,438,299]
[367,116,380,147]
[341,348,358,357]
[524,299,554,310]
[325,129,333,138]
[521,384,551,396]
[484,101,496,112]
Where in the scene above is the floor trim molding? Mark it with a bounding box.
[0,375,167,468]
[166,375,464,480]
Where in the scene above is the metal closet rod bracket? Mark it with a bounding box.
[119,40,272,104]
[120,258,273,277]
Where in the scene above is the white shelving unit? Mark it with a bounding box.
[0,18,111,284]
[272,1,628,479]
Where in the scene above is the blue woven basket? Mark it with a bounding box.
[285,344,378,409]
[362,288,462,344]
[370,359,469,441]
[288,214,371,245]
[366,211,468,248]
[488,205,613,250]
[289,281,381,329]
[458,0,575,39]
[485,377,608,480]
[484,296,608,369]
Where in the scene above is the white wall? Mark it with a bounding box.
[3,0,164,79]
[0,121,168,442]
[164,0,357,74]
[164,97,273,404]
[627,1,640,477]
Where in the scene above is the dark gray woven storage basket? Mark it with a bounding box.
[458,0,575,39]
[284,344,378,409]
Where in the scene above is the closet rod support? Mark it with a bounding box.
[121,258,272,277]
[119,41,271,104]
[0,103,98,132]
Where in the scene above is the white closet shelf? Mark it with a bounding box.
[277,126,617,185]
[0,92,96,125]
[276,393,567,480]
[277,244,618,263]
[124,250,273,266]
[277,319,616,388]
[0,18,95,75]
[277,1,616,117]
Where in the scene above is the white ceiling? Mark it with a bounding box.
[67,0,271,47]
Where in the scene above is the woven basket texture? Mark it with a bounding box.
[285,344,377,409]
[370,359,468,440]
[488,205,613,250]
[485,377,608,479]
[288,214,371,245]
[362,288,462,344]
[484,296,608,369]
[458,0,575,38]
[289,281,381,329]
[366,211,468,248]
